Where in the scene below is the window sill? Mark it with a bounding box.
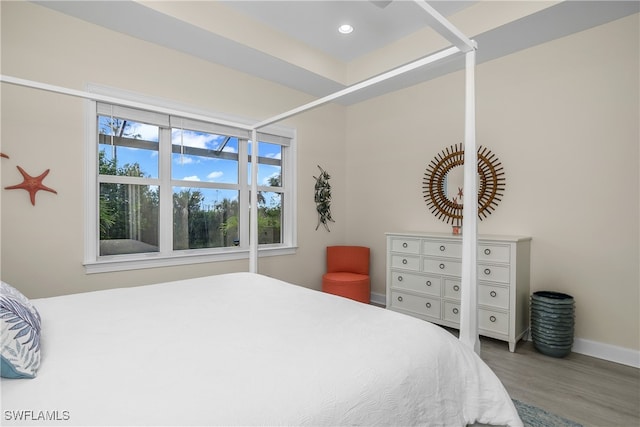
[84,246,297,274]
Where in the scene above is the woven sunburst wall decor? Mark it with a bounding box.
[423,144,505,226]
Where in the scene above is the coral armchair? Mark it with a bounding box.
[322,246,370,304]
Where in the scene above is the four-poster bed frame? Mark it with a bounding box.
[0,1,481,353]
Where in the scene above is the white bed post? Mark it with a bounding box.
[459,49,480,354]
[249,128,259,273]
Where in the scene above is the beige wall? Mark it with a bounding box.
[346,13,639,351]
[0,1,347,296]
[1,2,638,352]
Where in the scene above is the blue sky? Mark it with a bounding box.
[99,117,282,210]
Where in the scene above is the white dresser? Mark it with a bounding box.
[386,232,531,352]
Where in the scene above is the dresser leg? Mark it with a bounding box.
[509,341,516,352]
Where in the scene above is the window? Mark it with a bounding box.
[85,91,296,273]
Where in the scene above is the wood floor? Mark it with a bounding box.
[479,336,640,427]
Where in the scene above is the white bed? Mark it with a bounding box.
[1,272,521,426]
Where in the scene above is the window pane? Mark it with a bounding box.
[173,188,239,249]
[98,116,159,178]
[172,130,238,184]
[248,141,282,186]
[257,191,282,244]
[99,183,159,255]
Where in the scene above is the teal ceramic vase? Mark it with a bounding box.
[530,291,575,358]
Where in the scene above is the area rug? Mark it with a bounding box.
[513,399,583,427]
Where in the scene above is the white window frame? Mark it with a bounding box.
[84,84,297,273]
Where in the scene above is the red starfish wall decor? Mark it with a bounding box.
[5,165,57,206]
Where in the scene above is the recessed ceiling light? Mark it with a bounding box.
[338,24,354,34]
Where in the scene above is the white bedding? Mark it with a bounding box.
[1,272,522,426]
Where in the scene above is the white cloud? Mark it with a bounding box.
[261,171,281,186]
[129,122,159,142]
[221,145,237,154]
[182,175,200,181]
[172,129,233,151]
[175,156,194,165]
[207,171,224,180]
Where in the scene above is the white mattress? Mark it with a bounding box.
[1,272,522,426]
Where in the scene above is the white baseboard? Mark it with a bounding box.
[571,337,639,368]
[372,291,639,368]
[370,291,386,307]
[524,335,639,368]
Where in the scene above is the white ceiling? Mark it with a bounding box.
[220,1,477,62]
[35,1,639,105]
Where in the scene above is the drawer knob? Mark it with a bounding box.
[439,245,446,251]
[490,290,497,297]
[484,268,491,275]
[484,248,491,255]
[397,296,403,302]
[490,315,497,323]
[426,280,432,286]
[439,263,445,270]
[426,302,431,308]
[398,275,403,282]
[453,285,460,292]
[453,308,459,314]
[402,259,408,265]
[403,242,408,248]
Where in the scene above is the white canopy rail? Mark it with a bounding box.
[0,0,480,353]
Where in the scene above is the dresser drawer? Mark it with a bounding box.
[391,292,441,319]
[422,240,462,259]
[479,264,510,284]
[390,237,421,254]
[478,244,510,263]
[443,301,461,323]
[391,271,441,297]
[443,279,461,300]
[391,254,420,271]
[424,258,462,276]
[479,309,508,335]
[478,284,509,310]
[444,281,510,310]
